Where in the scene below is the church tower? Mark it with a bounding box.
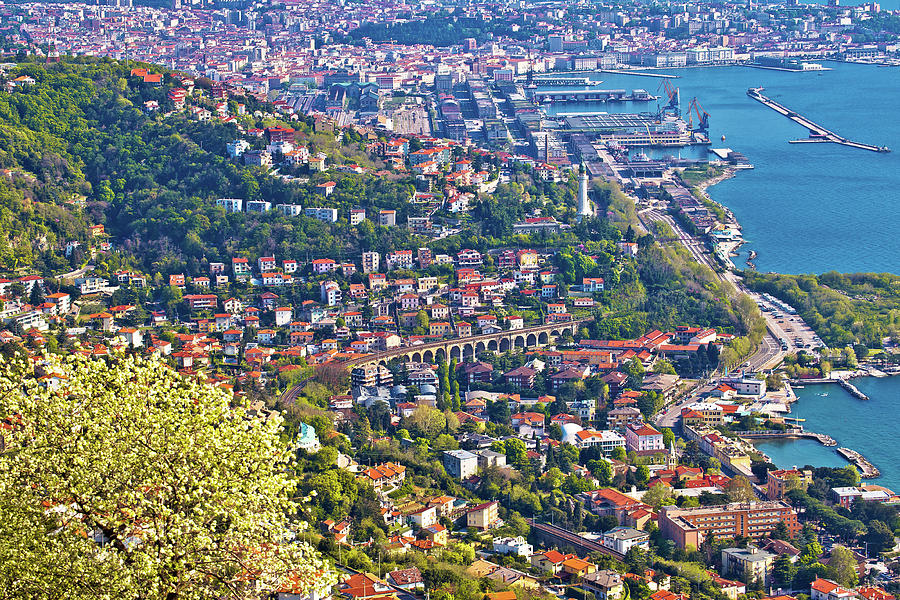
[667,439,678,470]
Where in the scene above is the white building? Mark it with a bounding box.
[625,422,664,453]
[277,204,303,216]
[350,208,366,225]
[361,251,380,274]
[320,281,341,306]
[246,200,271,213]
[304,207,338,223]
[577,163,591,218]
[226,139,250,158]
[216,198,244,213]
[572,429,626,455]
[493,536,533,557]
[442,449,478,479]
[601,527,650,555]
[722,377,766,398]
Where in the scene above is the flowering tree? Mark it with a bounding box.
[0,352,336,599]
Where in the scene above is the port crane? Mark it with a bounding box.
[657,79,680,114]
[687,97,710,131]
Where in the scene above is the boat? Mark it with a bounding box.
[721,134,726,141]
[818,393,829,397]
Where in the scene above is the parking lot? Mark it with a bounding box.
[752,293,825,352]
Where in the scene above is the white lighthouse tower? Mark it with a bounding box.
[577,163,591,219]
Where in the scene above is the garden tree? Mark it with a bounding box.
[432,434,459,452]
[771,520,791,541]
[540,467,566,491]
[637,391,662,419]
[548,422,563,441]
[799,541,824,565]
[773,554,797,587]
[487,398,511,425]
[794,562,829,590]
[557,443,580,470]
[611,446,627,462]
[28,283,45,306]
[724,475,756,502]
[635,465,650,486]
[765,372,784,391]
[405,405,447,438]
[597,516,620,533]
[786,489,866,540]
[661,427,676,448]
[751,461,777,482]
[563,473,596,495]
[0,352,335,599]
[652,359,676,375]
[587,459,614,486]
[498,439,526,466]
[624,546,649,575]
[624,357,645,390]
[643,482,676,511]
[865,520,896,555]
[826,546,860,588]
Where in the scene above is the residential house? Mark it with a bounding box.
[467,501,500,530]
[810,579,858,600]
[721,547,776,586]
[493,536,533,557]
[407,505,437,529]
[504,366,537,389]
[601,527,650,555]
[583,570,626,600]
[625,422,664,453]
[386,568,424,593]
[531,550,576,575]
[443,449,478,479]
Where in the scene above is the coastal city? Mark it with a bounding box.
[0,0,900,599]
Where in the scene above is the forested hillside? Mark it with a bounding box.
[0,59,427,277]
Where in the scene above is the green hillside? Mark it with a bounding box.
[0,58,422,278]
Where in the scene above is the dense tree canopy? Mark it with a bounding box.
[0,352,334,599]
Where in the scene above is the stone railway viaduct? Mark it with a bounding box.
[343,318,593,368]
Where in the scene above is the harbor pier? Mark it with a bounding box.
[734,428,837,446]
[747,88,890,153]
[837,447,880,478]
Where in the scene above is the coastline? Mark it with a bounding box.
[693,166,888,480]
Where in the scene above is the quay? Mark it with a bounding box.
[734,428,837,446]
[531,89,658,102]
[531,76,603,86]
[599,69,678,79]
[839,378,869,400]
[786,377,869,400]
[836,447,880,478]
[747,87,890,153]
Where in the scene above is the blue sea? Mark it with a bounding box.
[754,379,900,491]
[543,62,900,485]
[547,62,900,275]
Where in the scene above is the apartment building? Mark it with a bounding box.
[659,501,801,548]
[766,468,813,500]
